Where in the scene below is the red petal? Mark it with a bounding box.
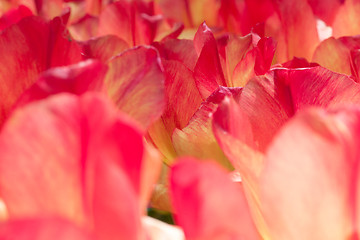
[0,5,32,31]
[0,218,95,240]
[307,0,342,24]
[16,60,108,107]
[260,107,360,239]
[194,22,226,99]
[281,57,318,68]
[161,60,202,133]
[154,38,197,71]
[170,158,261,240]
[105,46,165,130]
[238,75,293,151]
[98,1,157,46]
[0,16,82,126]
[276,66,360,111]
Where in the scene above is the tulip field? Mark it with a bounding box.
[1,0,360,239]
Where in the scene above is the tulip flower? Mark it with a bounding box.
[148,22,275,166]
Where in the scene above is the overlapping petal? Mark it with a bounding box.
[0,15,82,126]
[0,93,161,239]
[260,107,360,239]
[105,46,165,130]
[170,158,261,240]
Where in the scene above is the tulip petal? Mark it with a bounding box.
[0,93,149,238]
[276,66,360,111]
[16,60,108,106]
[105,46,165,130]
[312,37,352,76]
[154,39,197,71]
[260,107,360,239]
[0,218,95,240]
[0,16,82,125]
[194,22,226,99]
[223,34,253,86]
[92,147,142,240]
[98,1,157,46]
[332,0,360,37]
[307,0,342,24]
[69,15,99,41]
[161,60,202,133]
[170,158,261,240]
[0,5,32,31]
[98,1,133,45]
[270,0,319,61]
[172,86,238,169]
[81,35,129,63]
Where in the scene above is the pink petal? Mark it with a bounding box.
[0,93,151,238]
[15,59,108,107]
[170,158,261,240]
[0,218,95,240]
[260,107,360,239]
[161,59,202,133]
[194,22,226,99]
[276,66,360,110]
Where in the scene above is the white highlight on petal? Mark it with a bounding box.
[229,171,242,183]
[317,19,333,42]
[142,216,185,240]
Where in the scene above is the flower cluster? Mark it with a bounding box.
[0,0,360,239]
